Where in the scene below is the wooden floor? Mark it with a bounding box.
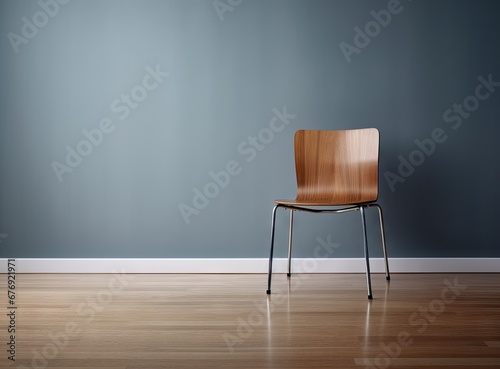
[1,273,499,369]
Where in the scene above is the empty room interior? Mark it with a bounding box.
[1,0,500,368]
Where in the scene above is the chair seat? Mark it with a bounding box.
[275,198,374,206]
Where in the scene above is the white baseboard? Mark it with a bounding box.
[1,258,499,273]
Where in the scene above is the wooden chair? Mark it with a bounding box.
[266,129,390,299]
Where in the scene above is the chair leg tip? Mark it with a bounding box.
[266,290,271,295]
[368,294,373,300]
[287,273,291,277]
[386,275,391,281]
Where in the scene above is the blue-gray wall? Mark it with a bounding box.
[1,0,499,258]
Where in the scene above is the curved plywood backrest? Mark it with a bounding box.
[294,129,379,205]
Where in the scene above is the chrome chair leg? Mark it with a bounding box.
[360,206,373,300]
[267,205,279,295]
[373,204,390,281]
[287,210,294,277]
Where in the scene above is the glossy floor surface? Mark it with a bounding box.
[1,273,499,368]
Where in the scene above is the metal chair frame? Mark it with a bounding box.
[266,203,390,300]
